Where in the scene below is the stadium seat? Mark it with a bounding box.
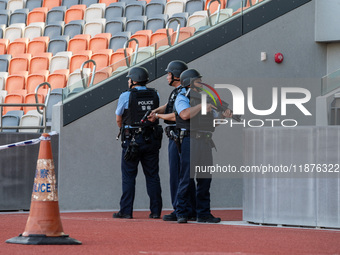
[26,0,43,11]
[0,72,8,90]
[0,0,7,10]
[67,68,91,91]
[168,12,188,30]
[134,46,154,63]
[104,2,125,20]
[90,49,112,70]
[7,0,25,12]
[164,0,185,18]
[109,31,131,51]
[5,73,26,94]
[63,19,85,38]
[69,50,92,73]
[68,34,90,54]
[105,17,126,36]
[43,0,61,10]
[49,51,72,73]
[27,7,48,25]
[1,110,23,132]
[43,21,64,39]
[84,3,105,22]
[185,0,204,15]
[109,47,132,70]
[64,5,86,24]
[0,24,5,39]
[23,93,44,114]
[205,0,225,14]
[125,16,146,35]
[0,38,9,55]
[24,22,45,40]
[82,0,99,7]
[27,36,49,56]
[84,18,106,37]
[171,26,195,44]
[8,54,31,75]
[47,69,69,90]
[47,35,69,56]
[0,10,10,27]
[130,29,152,48]
[150,28,173,49]
[91,68,111,85]
[9,8,29,25]
[89,33,111,53]
[46,88,62,125]
[125,1,146,21]
[7,37,29,57]
[146,14,167,33]
[46,6,66,25]
[26,70,49,94]
[187,10,208,29]
[0,54,11,72]
[209,8,232,24]
[145,0,165,18]
[3,94,24,115]
[99,0,117,6]
[4,23,25,42]
[29,52,52,74]
[62,0,80,9]
[19,109,43,132]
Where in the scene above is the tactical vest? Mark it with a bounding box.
[164,86,182,124]
[176,90,215,132]
[122,87,159,127]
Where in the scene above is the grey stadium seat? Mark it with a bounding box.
[0,10,10,27]
[0,55,11,72]
[63,20,85,39]
[185,0,204,15]
[125,16,146,35]
[125,1,146,20]
[1,110,24,133]
[26,0,43,11]
[48,36,69,56]
[105,17,126,36]
[81,0,98,7]
[46,88,63,125]
[44,21,64,39]
[105,2,126,20]
[109,31,131,51]
[62,0,80,9]
[145,0,165,18]
[146,14,167,33]
[9,9,29,25]
[168,12,188,30]
[46,6,67,25]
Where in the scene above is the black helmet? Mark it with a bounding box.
[126,67,149,83]
[165,60,188,78]
[180,69,202,87]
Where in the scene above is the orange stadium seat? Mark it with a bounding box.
[204,0,226,14]
[43,0,61,10]
[26,70,49,94]
[88,33,111,53]
[8,54,31,75]
[90,49,113,70]
[0,38,9,55]
[5,73,27,94]
[27,7,48,25]
[67,34,91,54]
[110,48,132,71]
[7,38,29,57]
[171,26,195,44]
[47,69,69,90]
[69,50,92,73]
[130,30,152,49]
[29,52,52,74]
[3,94,24,115]
[99,0,117,6]
[27,36,49,57]
[150,28,173,49]
[23,93,44,114]
[64,5,86,24]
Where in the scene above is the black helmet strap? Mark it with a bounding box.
[169,73,180,86]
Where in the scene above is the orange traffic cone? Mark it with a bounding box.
[6,133,81,245]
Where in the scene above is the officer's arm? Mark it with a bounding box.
[179,104,202,120]
[116,115,122,128]
[152,104,167,114]
[157,112,176,121]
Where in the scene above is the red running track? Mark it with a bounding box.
[1,210,340,255]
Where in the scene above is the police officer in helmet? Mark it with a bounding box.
[114,66,163,219]
[174,68,232,223]
[148,60,196,221]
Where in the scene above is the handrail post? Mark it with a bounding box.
[207,0,221,26]
[80,59,97,88]
[35,82,51,132]
[166,18,181,46]
[124,38,139,67]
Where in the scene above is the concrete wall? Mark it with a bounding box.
[315,0,340,42]
[56,0,327,211]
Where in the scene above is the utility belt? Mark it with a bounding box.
[177,130,216,151]
[122,125,163,142]
[165,126,177,139]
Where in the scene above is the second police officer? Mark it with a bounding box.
[114,66,163,219]
[149,60,197,221]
